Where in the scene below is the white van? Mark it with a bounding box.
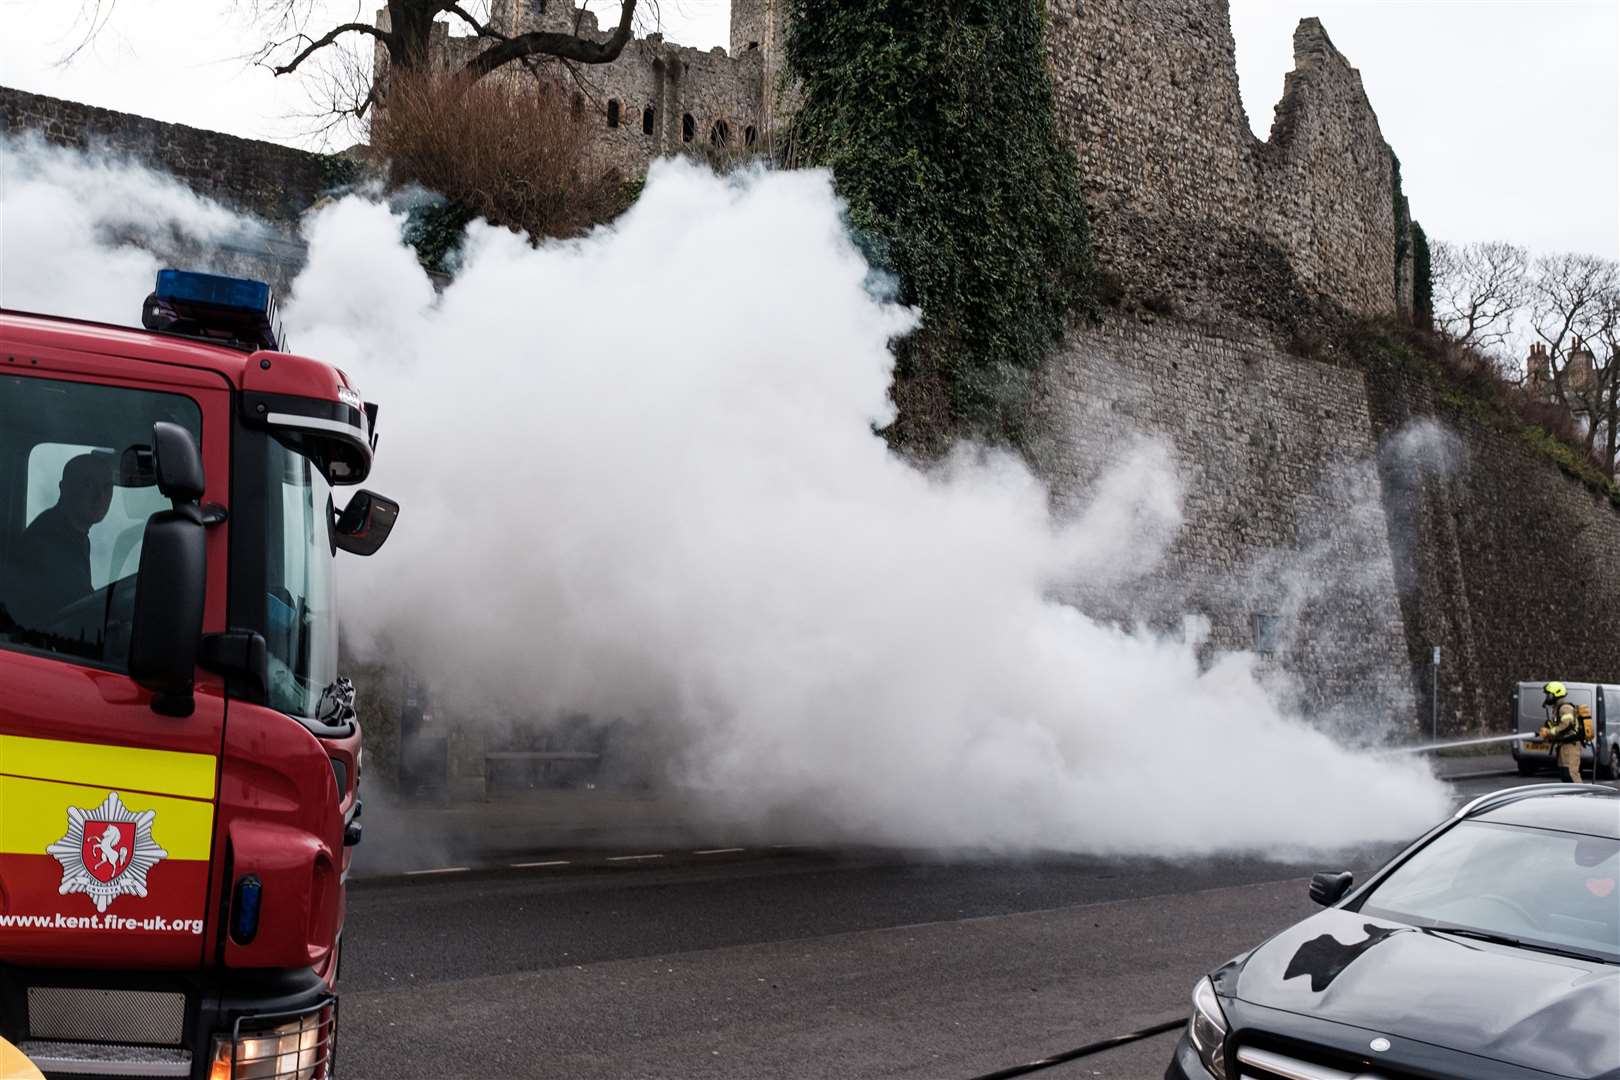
[1511,681,1619,780]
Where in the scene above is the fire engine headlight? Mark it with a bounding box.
[1188,976,1230,1079]
[209,1005,333,1080]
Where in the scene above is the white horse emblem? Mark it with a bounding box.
[47,792,168,913]
[90,823,130,877]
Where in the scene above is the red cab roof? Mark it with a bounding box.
[0,309,360,401]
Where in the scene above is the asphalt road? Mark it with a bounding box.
[338,764,1615,1080]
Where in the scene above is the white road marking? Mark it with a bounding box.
[406,866,470,876]
[694,848,745,855]
[511,860,572,868]
[607,854,664,862]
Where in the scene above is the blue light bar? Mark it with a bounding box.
[155,268,271,312]
[143,269,285,351]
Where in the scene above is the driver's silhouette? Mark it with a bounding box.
[9,453,115,627]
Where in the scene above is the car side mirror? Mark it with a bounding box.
[1309,871,1354,907]
[333,490,399,557]
[129,423,207,717]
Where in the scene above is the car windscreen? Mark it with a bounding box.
[1358,820,1618,963]
[262,434,338,720]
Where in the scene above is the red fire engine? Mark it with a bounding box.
[0,270,397,1079]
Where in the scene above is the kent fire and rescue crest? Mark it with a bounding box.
[46,792,168,913]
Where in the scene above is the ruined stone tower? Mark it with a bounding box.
[729,0,792,133]
[1044,0,1402,323]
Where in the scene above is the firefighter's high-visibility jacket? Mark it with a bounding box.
[1543,703,1582,743]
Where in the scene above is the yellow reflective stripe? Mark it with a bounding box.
[0,775,213,861]
[0,735,215,800]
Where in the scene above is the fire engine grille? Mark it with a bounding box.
[27,986,185,1046]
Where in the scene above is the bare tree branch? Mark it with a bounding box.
[1529,252,1620,444]
[271,21,391,76]
[57,0,121,66]
[463,0,636,79]
[442,2,501,38]
[1431,240,1529,356]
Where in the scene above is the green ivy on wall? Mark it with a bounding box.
[401,200,476,274]
[1391,152,1410,300]
[1410,221,1433,329]
[317,152,365,193]
[784,0,1096,447]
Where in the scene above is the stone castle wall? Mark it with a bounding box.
[1031,0,1617,734]
[1032,314,1415,732]
[1364,365,1620,733]
[0,85,335,222]
[1034,311,1620,737]
[403,1,1400,326]
[1045,1,1398,325]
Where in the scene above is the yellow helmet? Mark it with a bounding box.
[1544,681,1567,700]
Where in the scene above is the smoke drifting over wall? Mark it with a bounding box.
[2,143,1448,856]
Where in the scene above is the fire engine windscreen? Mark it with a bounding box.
[1,141,1448,855]
[282,162,1446,856]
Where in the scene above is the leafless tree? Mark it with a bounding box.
[1529,251,1620,455]
[69,1,656,127]
[1593,293,1620,477]
[1431,240,1529,357]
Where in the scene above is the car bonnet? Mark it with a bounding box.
[1236,908,1619,1079]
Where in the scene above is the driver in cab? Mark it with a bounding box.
[7,452,114,629]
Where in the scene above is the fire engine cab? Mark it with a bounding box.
[0,271,397,1079]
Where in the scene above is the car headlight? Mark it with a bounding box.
[1189,976,1230,1079]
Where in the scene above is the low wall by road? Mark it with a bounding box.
[0,85,340,222]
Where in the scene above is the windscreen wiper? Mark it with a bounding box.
[317,676,357,725]
[1426,926,1612,964]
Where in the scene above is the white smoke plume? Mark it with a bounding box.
[2,144,1449,856]
[0,134,274,322]
[1383,418,1467,482]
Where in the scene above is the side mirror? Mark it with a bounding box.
[333,490,399,557]
[129,423,207,717]
[1309,871,1354,907]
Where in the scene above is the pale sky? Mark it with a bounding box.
[1,0,1615,259]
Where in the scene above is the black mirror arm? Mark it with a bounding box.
[200,630,268,702]
[129,422,208,717]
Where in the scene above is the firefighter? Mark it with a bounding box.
[8,452,114,627]
[1537,681,1584,783]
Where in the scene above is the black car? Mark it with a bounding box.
[1167,784,1620,1080]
